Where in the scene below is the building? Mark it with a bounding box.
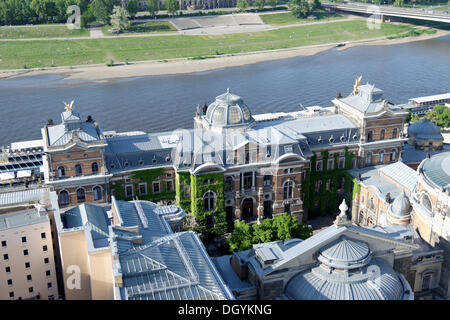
[407,117,444,151]
[397,93,450,115]
[213,203,416,300]
[0,188,60,300]
[54,197,233,300]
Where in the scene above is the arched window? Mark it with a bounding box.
[224,176,233,192]
[392,128,398,139]
[380,129,385,140]
[57,166,65,178]
[421,194,432,212]
[93,186,102,201]
[204,191,215,212]
[366,152,372,165]
[378,150,384,164]
[75,164,82,176]
[91,162,99,174]
[77,188,85,203]
[367,131,373,142]
[59,191,69,206]
[422,273,433,290]
[369,197,375,210]
[284,181,294,200]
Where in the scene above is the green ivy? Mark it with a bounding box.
[175,171,191,213]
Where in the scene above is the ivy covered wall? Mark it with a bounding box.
[175,171,191,213]
[302,147,355,218]
[110,167,176,202]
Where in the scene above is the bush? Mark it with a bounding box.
[106,59,114,66]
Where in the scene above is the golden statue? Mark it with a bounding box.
[352,76,362,95]
[63,100,74,112]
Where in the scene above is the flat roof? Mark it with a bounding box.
[0,208,48,231]
[409,93,450,104]
[10,139,44,151]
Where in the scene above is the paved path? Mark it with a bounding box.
[89,27,105,38]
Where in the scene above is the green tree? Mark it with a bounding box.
[405,110,412,123]
[410,113,420,123]
[236,0,249,12]
[126,0,138,17]
[425,105,450,128]
[312,0,321,10]
[146,0,159,16]
[91,0,118,24]
[393,0,404,6]
[227,220,253,252]
[110,5,130,31]
[165,0,178,15]
[267,0,278,8]
[254,0,265,10]
[289,0,311,18]
[30,0,58,23]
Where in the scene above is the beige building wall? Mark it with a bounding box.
[88,249,114,300]
[0,216,58,300]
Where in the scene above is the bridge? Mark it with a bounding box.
[322,2,450,24]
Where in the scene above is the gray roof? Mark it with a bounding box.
[0,188,50,207]
[0,207,48,231]
[402,142,450,164]
[422,151,450,189]
[378,161,417,192]
[46,122,101,146]
[318,236,371,269]
[389,189,411,218]
[339,84,388,114]
[408,118,443,140]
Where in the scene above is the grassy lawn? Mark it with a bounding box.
[0,25,89,39]
[260,10,344,25]
[433,5,449,11]
[0,20,428,69]
[102,21,177,36]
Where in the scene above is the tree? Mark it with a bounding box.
[110,5,130,31]
[227,220,253,252]
[311,0,321,10]
[425,105,450,128]
[289,0,311,18]
[405,110,412,123]
[236,0,249,12]
[165,0,178,15]
[393,0,404,6]
[126,0,138,17]
[254,0,265,11]
[30,0,58,23]
[146,0,158,16]
[267,0,278,8]
[91,0,118,24]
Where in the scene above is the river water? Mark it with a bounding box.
[0,35,449,145]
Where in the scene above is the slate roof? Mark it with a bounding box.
[46,122,102,146]
[378,161,417,192]
[339,84,388,114]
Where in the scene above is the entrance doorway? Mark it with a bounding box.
[263,200,272,218]
[242,198,254,220]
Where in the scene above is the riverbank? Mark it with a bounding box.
[1,28,448,83]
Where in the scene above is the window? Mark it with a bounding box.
[338,158,345,169]
[139,183,147,196]
[421,194,432,212]
[152,182,160,193]
[75,164,82,176]
[316,160,322,172]
[125,185,133,197]
[27,275,32,281]
[390,149,396,162]
[22,236,27,243]
[284,204,291,214]
[25,262,30,269]
[59,191,69,206]
[263,175,272,187]
[3,254,8,260]
[7,279,12,286]
[380,129,385,140]
[422,274,432,290]
[243,172,253,189]
[1,240,6,248]
[204,191,215,212]
[45,270,51,277]
[5,266,10,273]
[337,177,345,189]
[44,258,49,264]
[366,152,372,165]
[315,180,322,193]
[43,245,48,252]
[166,180,173,191]
[93,186,102,201]
[91,162,98,174]
[367,131,373,142]
[392,128,398,139]
[41,232,46,239]
[57,166,65,178]
[225,176,233,191]
[182,185,190,197]
[29,287,33,293]
[9,292,13,298]
[301,171,306,182]
[76,188,85,203]
[23,249,28,256]
[378,151,384,164]
[283,181,294,200]
[48,295,54,300]
[327,159,334,171]
[47,282,52,289]
[326,179,331,191]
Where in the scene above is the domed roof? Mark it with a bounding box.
[204,89,254,128]
[408,118,442,139]
[389,190,411,218]
[318,236,371,269]
[285,258,406,300]
[422,151,450,189]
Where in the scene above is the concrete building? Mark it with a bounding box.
[0,188,60,300]
[407,118,444,151]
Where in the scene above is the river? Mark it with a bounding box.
[0,35,449,145]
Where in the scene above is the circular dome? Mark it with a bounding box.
[408,118,442,138]
[204,89,254,128]
[318,236,371,269]
[422,151,450,189]
[389,190,411,217]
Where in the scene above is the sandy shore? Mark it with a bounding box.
[1,29,449,83]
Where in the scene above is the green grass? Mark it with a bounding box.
[433,5,449,11]
[0,20,427,70]
[387,27,437,39]
[0,25,89,39]
[102,21,177,36]
[259,10,344,25]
